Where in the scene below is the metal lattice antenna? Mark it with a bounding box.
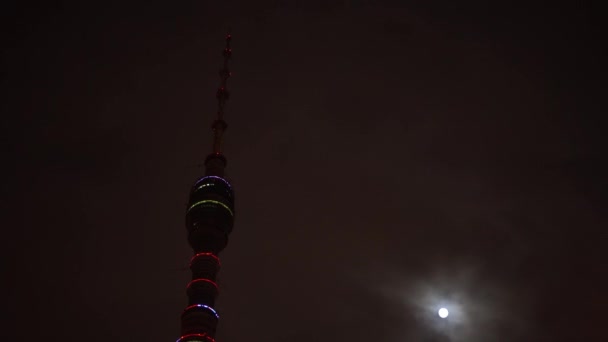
[211,33,232,155]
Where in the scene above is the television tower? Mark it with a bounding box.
[177,34,235,342]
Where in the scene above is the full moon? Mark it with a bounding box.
[438,308,449,318]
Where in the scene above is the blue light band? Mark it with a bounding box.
[183,304,220,320]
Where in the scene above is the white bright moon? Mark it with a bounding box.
[438,308,449,318]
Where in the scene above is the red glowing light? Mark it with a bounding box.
[177,333,216,342]
[187,278,219,291]
[190,252,221,267]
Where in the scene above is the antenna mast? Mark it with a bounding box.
[212,33,232,155]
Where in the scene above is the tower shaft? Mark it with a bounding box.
[177,34,235,342]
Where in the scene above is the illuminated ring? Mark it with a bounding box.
[176,333,216,342]
[183,304,219,320]
[187,278,219,291]
[193,176,232,190]
[190,253,221,268]
[187,200,234,217]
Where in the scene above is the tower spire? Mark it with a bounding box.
[211,33,232,155]
[205,33,232,177]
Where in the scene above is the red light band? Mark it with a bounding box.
[176,333,216,342]
[190,252,221,267]
[187,278,218,291]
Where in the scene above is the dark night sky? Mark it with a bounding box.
[3,2,606,341]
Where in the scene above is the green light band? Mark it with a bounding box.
[193,183,233,199]
[194,183,214,192]
[188,200,234,216]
